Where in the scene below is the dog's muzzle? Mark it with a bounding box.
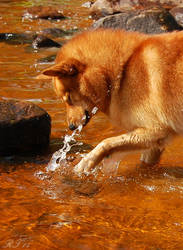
[69,110,90,131]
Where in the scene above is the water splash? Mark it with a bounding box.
[46,125,83,172]
[46,107,98,173]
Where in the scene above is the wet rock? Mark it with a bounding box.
[38,54,56,64]
[0,33,35,45]
[90,0,134,18]
[23,5,65,20]
[39,28,75,38]
[90,0,183,19]
[74,181,101,196]
[0,32,61,49]
[32,35,61,49]
[170,6,183,27]
[93,8,182,34]
[0,100,51,155]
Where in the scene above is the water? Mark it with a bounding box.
[47,107,99,173]
[47,124,83,172]
[1,1,183,249]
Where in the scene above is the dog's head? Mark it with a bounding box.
[42,57,110,130]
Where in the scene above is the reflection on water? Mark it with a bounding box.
[1,0,183,249]
[2,160,183,249]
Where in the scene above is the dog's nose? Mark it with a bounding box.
[69,123,76,131]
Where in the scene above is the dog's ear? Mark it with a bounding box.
[42,58,85,77]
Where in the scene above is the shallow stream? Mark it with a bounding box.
[1,1,183,249]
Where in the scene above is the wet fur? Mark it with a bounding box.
[43,29,183,175]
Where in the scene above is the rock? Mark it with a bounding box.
[0,100,51,155]
[0,33,35,45]
[23,5,65,20]
[74,181,101,196]
[0,33,61,49]
[90,0,134,18]
[169,6,183,27]
[38,54,56,64]
[93,8,182,34]
[32,35,61,49]
[38,28,76,38]
[90,0,183,19]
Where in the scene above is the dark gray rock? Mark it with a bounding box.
[23,5,66,20]
[0,100,51,155]
[0,33,35,45]
[93,8,182,33]
[39,28,74,38]
[0,33,61,49]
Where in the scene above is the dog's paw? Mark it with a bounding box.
[74,142,106,176]
[74,158,95,176]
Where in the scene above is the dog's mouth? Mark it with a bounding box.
[69,110,90,131]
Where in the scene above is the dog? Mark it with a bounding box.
[42,28,183,175]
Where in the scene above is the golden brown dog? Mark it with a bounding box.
[42,29,183,175]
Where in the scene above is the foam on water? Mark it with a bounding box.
[46,124,83,172]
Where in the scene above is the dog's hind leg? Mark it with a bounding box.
[74,128,170,175]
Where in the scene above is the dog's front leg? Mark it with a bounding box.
[74,128,168,175]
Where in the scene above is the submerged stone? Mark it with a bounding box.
[0,100,51,155]
[39,28,75,38]
[23,5,66,20]
[0,33,35,45]
[38,54,56,64]
[0,32,61,49]
[32,35,61,49]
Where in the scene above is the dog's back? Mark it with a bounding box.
[115,31,183,134]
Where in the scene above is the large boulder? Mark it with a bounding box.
[90,0,183,19]
[92,8,182,33]
[0,100,51,155]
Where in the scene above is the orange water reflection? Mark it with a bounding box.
[1,1,183,249]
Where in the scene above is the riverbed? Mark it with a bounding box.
[1,0,183,249]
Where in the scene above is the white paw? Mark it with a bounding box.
[74,158,94,176]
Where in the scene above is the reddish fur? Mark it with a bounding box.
[42,29,183,174]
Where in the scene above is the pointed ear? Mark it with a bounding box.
[42,58,85,77]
